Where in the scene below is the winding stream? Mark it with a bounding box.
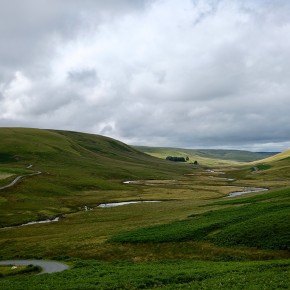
[0,201,161,229]
[124,175,268,199]
[0,169,268,230]
[98,201,161,208]
[1,217,60,230]
[227,187,268,197]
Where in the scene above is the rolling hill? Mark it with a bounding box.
[0,128,289,289]
[252,148,290,163]
[133,146,277,166]
[0,128,191,226]
[0,127,191,178]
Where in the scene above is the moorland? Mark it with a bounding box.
[0,128,289,289]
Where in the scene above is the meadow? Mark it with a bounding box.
[0,128,289,289]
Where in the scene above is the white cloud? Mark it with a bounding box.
[0,71,32,118]
[0,0,290,151]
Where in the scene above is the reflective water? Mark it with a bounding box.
[98,201,161,208]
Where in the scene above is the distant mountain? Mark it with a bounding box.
[133,146,277,165]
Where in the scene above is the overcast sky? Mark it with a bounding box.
[1,0,290,151]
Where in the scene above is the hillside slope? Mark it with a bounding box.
[0,128,190,226]
[0,128,190,177]
[253,148,290,163]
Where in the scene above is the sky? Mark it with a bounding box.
[0,0,290,152]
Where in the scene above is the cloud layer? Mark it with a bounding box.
[1,0,290,151]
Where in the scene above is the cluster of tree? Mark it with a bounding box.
[166,156,186,162]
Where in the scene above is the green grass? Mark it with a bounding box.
[0,128,192,226]
[110,188,290,251]
[0,167,33,188]
[255,164,272,171]
[1,128,290,289]
[0,153,18,163]
[0,167,31,175]
[0,259,289,290]
[0,265,40,277]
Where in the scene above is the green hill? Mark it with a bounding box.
[133,146,276,166]
[252,148,290,163]
[0,128,190,226]
[0,128,290,289]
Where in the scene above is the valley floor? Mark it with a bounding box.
[0,140,289,288]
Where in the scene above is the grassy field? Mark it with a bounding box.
[110,188,290,251]
[1,259,289,290]
[0,128,289,289]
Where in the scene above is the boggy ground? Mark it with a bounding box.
[0,145,290,288]
[0,164,289,261]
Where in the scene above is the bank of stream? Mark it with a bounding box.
[226,187,268,197]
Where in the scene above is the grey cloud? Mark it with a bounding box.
[1,0,290,151]
[0,0,147,80]
[68,69,98,86]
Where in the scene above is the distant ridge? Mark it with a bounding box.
[133,146,277,165]
[253,149,290,163]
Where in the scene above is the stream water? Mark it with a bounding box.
[1,217,60,229]
[0,201,161,229]
[227,187,268,197]
[1,171,268,230]
[98,201,161,208]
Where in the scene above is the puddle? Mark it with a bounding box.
[98,201,161,208]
